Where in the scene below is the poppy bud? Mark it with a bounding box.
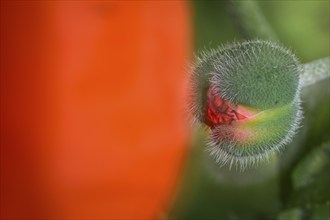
[190,40,302,169]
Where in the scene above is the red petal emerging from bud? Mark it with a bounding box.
[203,86,248,128]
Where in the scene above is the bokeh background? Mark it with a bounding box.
[1,1,329,220]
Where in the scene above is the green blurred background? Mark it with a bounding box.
[169,1,329,220]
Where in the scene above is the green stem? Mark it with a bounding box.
[227,0,277,41]
[301,58,330,88]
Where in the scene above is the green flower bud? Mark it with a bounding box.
[190,40,302,169]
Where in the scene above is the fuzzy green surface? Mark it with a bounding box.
[192,40,302,168]
[209,101,301,165]
[230,102,299,154]
[209,40,300,110]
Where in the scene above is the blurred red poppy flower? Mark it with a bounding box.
[1,1,191,219]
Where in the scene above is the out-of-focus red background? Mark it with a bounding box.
[1,1,191,219]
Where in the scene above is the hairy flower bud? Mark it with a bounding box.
[189,40,303,169]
